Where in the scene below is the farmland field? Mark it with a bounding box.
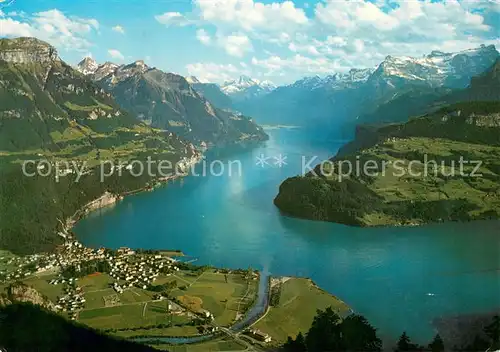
[254,277,350,344]
[170,271,258,326]
[78,300,171,330]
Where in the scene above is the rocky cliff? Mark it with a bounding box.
[0,37,59,65]
[0,283,55,311]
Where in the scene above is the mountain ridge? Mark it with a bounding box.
[234,44,499,129]
[77,59,268,146]
[0,37,199,254]
[273,59,500,227]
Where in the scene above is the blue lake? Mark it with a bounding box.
[75,128,500,344]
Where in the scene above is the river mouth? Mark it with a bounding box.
[75,128,500,343]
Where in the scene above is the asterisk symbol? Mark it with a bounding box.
[274,154,288,168]
[256,154,270,168]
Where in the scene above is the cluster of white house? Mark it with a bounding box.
[0,252,60,281]
[54,283,86,319]
[108,248,179,293]
[1,241,112,283]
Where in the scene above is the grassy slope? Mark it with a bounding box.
[254,277,350,344]
[274,101,500,227]
[168,271,258,327]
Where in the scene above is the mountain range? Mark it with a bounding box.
[274,57,500,227]
[0,38,170,153]
[77,58,267,146]
[189,45,499,135]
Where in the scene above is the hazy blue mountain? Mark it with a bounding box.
[236,45,499,130]
[187,76,233,110]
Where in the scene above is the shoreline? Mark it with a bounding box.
[262,124,301,130]
[65,136,269,241]
[63,153,204,240]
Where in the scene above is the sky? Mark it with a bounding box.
[0,0,499,85]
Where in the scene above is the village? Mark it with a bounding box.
[0,241,275,348]
[0,238,353,351]
[0,241,185,315]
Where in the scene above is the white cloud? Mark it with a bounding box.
[195,0,308,32]
[156,0,309,58]
[186,62,250,82]
[218,33,253,57]
[289,42,321,56]
[112,25,125,34]
[155,12,193,26]
[0,17,33,37]
[162,0,498,81]
[34,9,99,34]
[251,54,348,75]
[0,9,99,52]
[314,0,491,42]
[7,11,27,18]
[195,29,253,57]
[196,29,211,45]
[108,49,125,60]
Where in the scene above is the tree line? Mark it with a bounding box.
[283,307,500,352]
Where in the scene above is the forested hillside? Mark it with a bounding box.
[0,37,199,254]
[275,101,500,227]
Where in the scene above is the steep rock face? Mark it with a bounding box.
[84,61,267,146]
[0,38,141,151]
[466,58,500,100]
[0,37,59,65]
[92,62,119,81]
[2,283,55,311]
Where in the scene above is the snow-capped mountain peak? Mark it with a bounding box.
[290,69,375,90]
[93,61,119,81]
[221,75,276,100]
[77,56,98,75]
[372,44,499,88]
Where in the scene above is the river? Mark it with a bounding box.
[75,127,500,344]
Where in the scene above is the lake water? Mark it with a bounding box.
[75,128,500,344]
